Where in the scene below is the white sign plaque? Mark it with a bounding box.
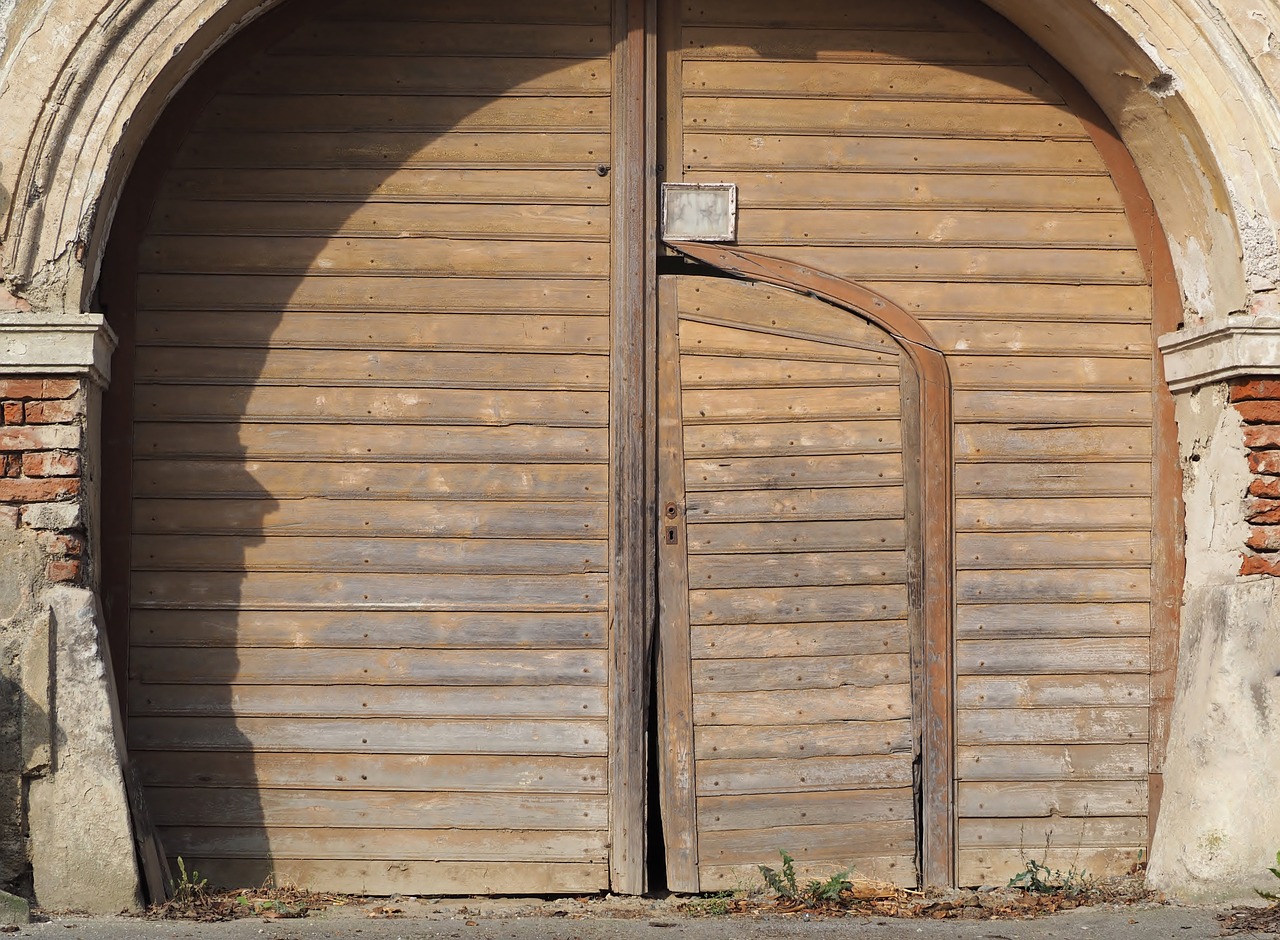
[661,182,737,242]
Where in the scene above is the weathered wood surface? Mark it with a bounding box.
[127,0,617,895]
[957,780,1148,818]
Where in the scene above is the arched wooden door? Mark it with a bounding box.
[655,272,926,890]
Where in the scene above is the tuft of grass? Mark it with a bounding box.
[758,851,852,908]
[1256,850,1280,903]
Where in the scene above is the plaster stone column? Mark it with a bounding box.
[0,312,142,912]
[1150,314,1280,900]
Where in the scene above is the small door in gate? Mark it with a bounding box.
[657,273,923,891]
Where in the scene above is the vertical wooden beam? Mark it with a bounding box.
[655,277,699,892]
[608,0,653,895]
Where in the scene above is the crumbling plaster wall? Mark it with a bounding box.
[0,0,1278,908]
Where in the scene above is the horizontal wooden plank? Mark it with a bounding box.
[684,420,902,459]
[957,780,1147,818]
[160,167,612,205]
[956,707,1148,746]
[677,277,898,350]
[140,235,607,277]
[957,638,1150,676]
[957,532,1151,569]
[683,62,1060,103]
[678,319,895,364]
[686,171,1125,212]
[682,385,900,424]
[132,535,607,574]
[954,391,1153,425]
[932,322,1150,358]
[694,684,911,726]
[695,719,911,760]
[957,846,1141,886]
[736,207,1126,249]
[131,682,607,719]
[129,609,607,649]
[955,603,1149,639]
[135,423,607,462]
[685,453,903,491]
[692,654,909,693]
[683,0,976,30]
[865,282,1151,320]
[162,825,607,863]
[137,274,610,313]
[272,21,610,58]
[690,584,909,625]
[956,568,1151,604]
[133,498,607,538]
[688,550,906,589]
[700,820,915,865]
[135,751,606,792]
[698,787,915,831]
[701,856,916,889]
[138,312,610,353]
[170,857,607,894]
[132,460,607,499]
[687,519,906,554]
[680,26,1020,66]
[178,127,608,168]
[690,620,908,659]
[137,348,609,390]
[955,463,1152,498]
[689,96,1087,143]
[680,355,900,389]
[958,816,1147,849]
[743,244,1143,286]
[148,786,606,830]
[956,745,1148,781]
[322,0,609,25]
[150,199,610,237]
[129,716,606,755]
[956,498,1152,532]
[219,58,611,97]
[132,571,607,612]
[956,675,1150,709]
[949,355,1148,390]
[134,384,608,426]
[685,486,904,523]
[131,647,605,686]
[696,754,913,795]
[955,427,1153,462]
[689,137,1104,176]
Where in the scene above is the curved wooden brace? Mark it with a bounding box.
[667,241,956,888]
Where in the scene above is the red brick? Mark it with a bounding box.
[37,379,80,400]
[21,450,79,477]
[1248,499,1280,524]
[1246,526,1280,552]
[45,558,81,583]
[0,425,79,451]
[0,506,17,528]
[1235,400,1280,423]
[0,379,48,399]
[0,478,80,501]
[1230,378,1280,402]
[1,455,19,478]
[1,401,21,424]
[1250,451,1280,475]
[1241,553,1280,577]
[1251,478,1280,498]
[23,398,82,424]
[38,532,83,557]
[1244,425,1280,449]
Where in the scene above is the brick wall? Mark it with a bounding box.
[1231,377,1280,576]
[0,378,86,585]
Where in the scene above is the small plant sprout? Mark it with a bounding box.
[758,850,853,908]
[1256,850,1280,903]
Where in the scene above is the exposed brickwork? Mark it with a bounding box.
[0,377,87,587]
[1232,377,1280,576]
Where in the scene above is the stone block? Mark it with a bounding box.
[18,501,80,531]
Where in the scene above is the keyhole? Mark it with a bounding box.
[664,525,679,545]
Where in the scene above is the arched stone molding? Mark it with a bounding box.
[0,0,287,314]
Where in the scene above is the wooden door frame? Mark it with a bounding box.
[660,242,956,888]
